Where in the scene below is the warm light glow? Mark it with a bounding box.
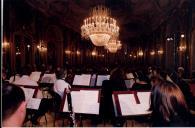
[37,40,47,52]
[65,50,71,54]
[91,51,97,56]
[76,50,80,55]
[179,45,186,52]
[138,50,144,56]
[3,42,10,48]
[89,34,111,46]
[81,5,119,46]
[105,38,121,53]
[167,37,173,41]
[157,50,163,55]
[129,54,132,57]
[150,50,155,56]
[181,34,185,38]
[27,45,31,48]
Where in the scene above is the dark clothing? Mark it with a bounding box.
[152,114,190,127]
[100,80,127,126]
[170,72,195,110]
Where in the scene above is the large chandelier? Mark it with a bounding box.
[81,5,119,46]
[105,38,122,53]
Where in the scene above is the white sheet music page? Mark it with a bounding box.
[27,98,41,110]
[72,91,85,113]
[137,92,151,112]
[79,90,99,114]
[118,93,151,116]
[96,75,110,86]
[72,74,91,86]
[118,94,137,116]
[30,71,41,82]
[22,87,35,102]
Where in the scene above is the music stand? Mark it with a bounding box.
[112,91,151,126]
[61,88,101,126]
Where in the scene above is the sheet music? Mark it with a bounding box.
[42,73,56,83]
[72,74,91,86]
[30,72,42,82]
[118,94,151,116]
[21,87,35,102]
[96,75,110,86]
[89,74,96,87]
[63,90,100,114]
[27,98,41,110]
[125,79,135,88]
[63,91,83,112]
[137,92,151,111]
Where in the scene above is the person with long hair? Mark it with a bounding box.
[150,80,191,126]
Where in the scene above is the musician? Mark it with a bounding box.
[2,83,26,127]
[101,67,127,126]
[150,80,191,126]
[54,68,71,98]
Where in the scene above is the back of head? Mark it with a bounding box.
[2,83,25,125]
[56,68,66,79]
[151,80,188,124]
[110,67,125,81]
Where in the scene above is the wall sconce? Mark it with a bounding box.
[65,50,71,54]
[138,50,144,57]
[181,34,185,38]
[76,50,80,55]
[150,50,155,56]
[179,45,186,52]
[37,40,47,52]
[3,42,10,49]
[167,37,173,41]
[91,51,97,56]
[16,47,21,55]
[157,50,163,55]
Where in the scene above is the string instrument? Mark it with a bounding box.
[67,92,76,127]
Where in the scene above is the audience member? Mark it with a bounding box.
[2,83,26,127]
[150,80,191,126]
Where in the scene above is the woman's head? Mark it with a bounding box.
[151,80,188,122]
[110,67,125,80]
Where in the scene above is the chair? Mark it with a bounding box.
[48,90,64,126]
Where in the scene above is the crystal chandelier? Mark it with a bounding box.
[81,5,119,46]
[105,38,122,53]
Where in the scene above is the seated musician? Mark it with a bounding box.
[150,79,191,126]
[54,68,71,98]
[101,67,127,126]
[2,83,26,127]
